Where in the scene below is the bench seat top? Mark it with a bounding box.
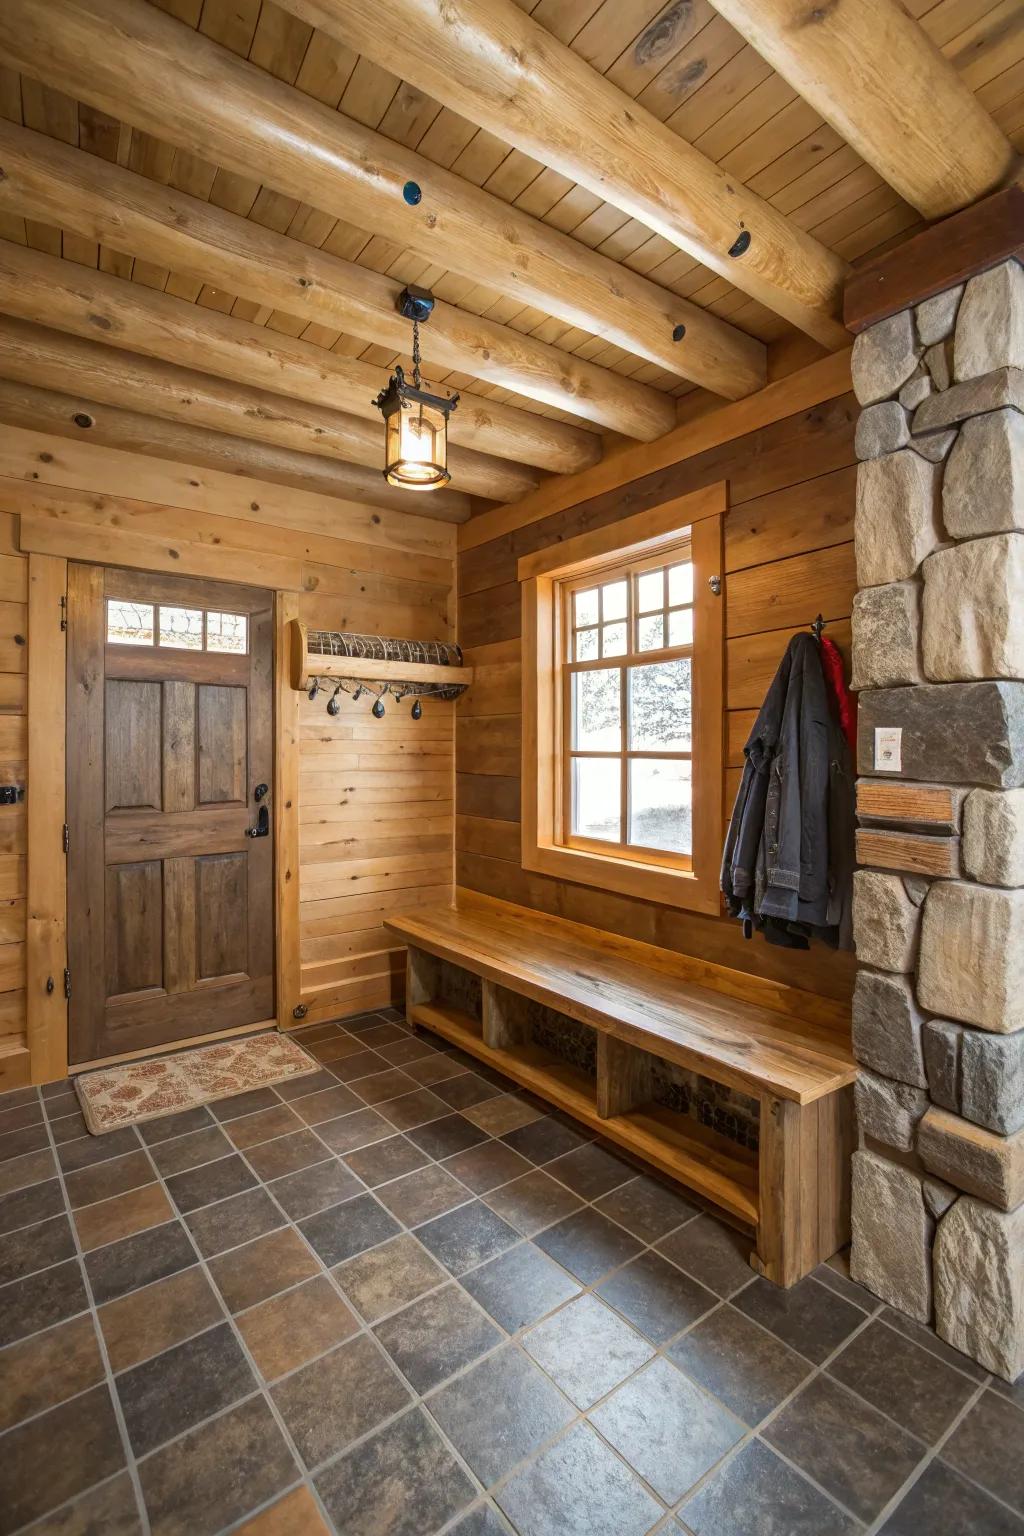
[385,895,856,1106]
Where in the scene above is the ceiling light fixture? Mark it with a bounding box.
[373,286,459,491]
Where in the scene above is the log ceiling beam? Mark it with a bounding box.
[0,378,471,521]
[0,124,676,444]
[0,317,537,504]
[0,0,768,402]
[0,238,600,477]
[279,0,851,348]
[709,0,1018,221]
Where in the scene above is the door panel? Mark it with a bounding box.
[197,852,248,979]
[197,685,247,805]
[68,565,274,1063]
[105,862,163,997]
[105,680,162,811]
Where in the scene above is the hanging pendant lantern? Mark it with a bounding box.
[373,287,459,491]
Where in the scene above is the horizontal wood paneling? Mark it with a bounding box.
[9,429,457,1066]
[456,376,857,1008]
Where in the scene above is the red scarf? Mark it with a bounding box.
[820,634,857,758]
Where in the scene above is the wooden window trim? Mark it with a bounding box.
[520,484,725,916]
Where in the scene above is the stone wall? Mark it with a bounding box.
[848,259,1024,1381]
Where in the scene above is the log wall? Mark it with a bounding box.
[457,382,861,1006]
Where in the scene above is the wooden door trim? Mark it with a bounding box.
[26,553,68,1084]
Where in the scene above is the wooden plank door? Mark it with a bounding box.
[67,565,274,1064]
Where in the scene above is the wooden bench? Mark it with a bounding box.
[385,893,857,1287]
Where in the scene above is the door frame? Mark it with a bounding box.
[26,553,299,1082]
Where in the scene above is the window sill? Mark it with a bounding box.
[522,837,722,916]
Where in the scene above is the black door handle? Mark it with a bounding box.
[247,804,270,838]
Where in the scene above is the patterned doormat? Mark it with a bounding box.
[74,1031,320,1135]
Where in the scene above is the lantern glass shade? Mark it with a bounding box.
[377,374,455,490]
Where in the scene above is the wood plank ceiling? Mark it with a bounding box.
[0,0,1021,513]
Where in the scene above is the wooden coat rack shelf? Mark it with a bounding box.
[288,620,473,692]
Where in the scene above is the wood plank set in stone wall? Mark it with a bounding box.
[847,258,1024,1382]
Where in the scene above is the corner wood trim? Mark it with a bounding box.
[844,183,1024,334]
[274,593,302,1029]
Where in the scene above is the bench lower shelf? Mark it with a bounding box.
[410,998,759,1229]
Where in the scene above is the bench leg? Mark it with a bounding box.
[597,1035,653,1119]
[405,947,438,1025]
[482,980,530,1051]
[752,1088,854,1287]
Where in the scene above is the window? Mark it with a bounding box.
[565,545,694,866]
[106,601,248,654]
[520,485,725,915]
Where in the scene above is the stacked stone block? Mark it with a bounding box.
[848,259,1024,1382]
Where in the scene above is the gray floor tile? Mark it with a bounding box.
[268,1157,363,1220]
[428,1344,574,1486]
[316,1406,475,1536]
[879,1305,989,1381]
[315,1106,396,1154]
[272,1333,411,1469]
[450,1505,515,1536]
[461,1241,581,1333]
[545,1141,634,1201]
[668,1303,812,1427]
[147,1126,232,1177]
[679,1438,861,1536]
[597,1249,717,1343]
[407,1113,491,1160]
[442,1140,534,1195]
[0,1176,64,1236]
[942,1389,1024,1515]
[733,1274,866,1364]
[0,1213,75,1285]
[138,1393,297,1535]
[415,1200,520,1275]
[299,1191,400,1267]
[522,1293,654,1409]
[342,1133,429,1187]
[657,1213,757,1298]
[164,1154,257,1213]
[374,1282,502,1393]
[592,1355,744,1503]
[375,1163,473,1227]
[828,1316,977,1442]
[764,1373,926,1523]
[501,1116,591,1166]
[84,1222,195,1307]
[534,1207,642,1285]
[593,1173,699,1243]
[183,1186,285,1258]
[497,1422,662,1536]
[334,1232,447,1324]
[137,1110,218,1148]
[0,1257,88,1347]
[0,1382,125,1534]
[116,1321,255,1457]
[483,1168,584,1236]
[880,1458,1024,1535]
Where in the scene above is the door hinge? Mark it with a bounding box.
[63,968,71,1000]
[62,824,69,855]
[59,595,67,632]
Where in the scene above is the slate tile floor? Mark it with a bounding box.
[1,1011,1022,1536]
